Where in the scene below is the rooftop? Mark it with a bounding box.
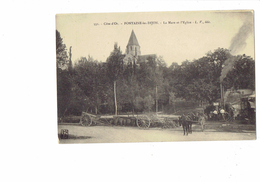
[127,30,140,46]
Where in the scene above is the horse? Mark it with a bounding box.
[179,114,193,136]
[185,112,200,134]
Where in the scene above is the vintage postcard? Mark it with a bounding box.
[56,10,255,144]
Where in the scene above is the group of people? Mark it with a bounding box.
[206,105,234,122]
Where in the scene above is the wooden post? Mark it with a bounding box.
[114,81,117,115]
[156,85,158,113]
[68,46,72,73]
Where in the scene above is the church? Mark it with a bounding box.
[123,30,156,65]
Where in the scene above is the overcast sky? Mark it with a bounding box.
[56,10,254,66]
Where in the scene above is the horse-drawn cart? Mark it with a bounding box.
[79,112,181,129]
[80,112,151,128]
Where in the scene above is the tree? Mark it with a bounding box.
[56,30,68,68]
[143,95,154,112]
[57,68,71,118]
[73,56,109,114]
[68,46,73,74]
[106,43,124,115]
[67,83,89,115]
[133,96,144,112]
[169,48,231,104]
[56,30,71,119]
[223,55,255,90]
[168,48,255,106]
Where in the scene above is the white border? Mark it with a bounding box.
[1,1,259,182]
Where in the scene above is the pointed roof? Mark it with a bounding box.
[127,30,140,46]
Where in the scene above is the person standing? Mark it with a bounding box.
[220,107,225,121]
[213,109,218,121]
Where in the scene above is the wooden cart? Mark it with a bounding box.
[80,112,181,129]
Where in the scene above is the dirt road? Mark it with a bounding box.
[58,124,256,144]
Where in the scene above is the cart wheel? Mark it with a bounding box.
[136,115,150,129]
[137,119,150,128]
[80,114,92,126]
[162,118,171,129]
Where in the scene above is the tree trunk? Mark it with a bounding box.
[95,106,98,115]
[95,92,98,115]
[114,80,117,115]
[155,85,158,113]
[68,46,72,74]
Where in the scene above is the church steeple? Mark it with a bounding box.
[127,30,140,46]
[126,30,141,57]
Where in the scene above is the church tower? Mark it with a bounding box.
[126,30,141,57]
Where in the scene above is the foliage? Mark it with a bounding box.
[172,48,232,104]
[133,96,144,112]
[223,54,255,90]
[106,43,124,115]
[143,95,154,112]
[56,30,71,118]
[56,35,255,116]
[106,43,124,82]
[56,30,68,68]
[57,68,71,118]
[73,56,110,114]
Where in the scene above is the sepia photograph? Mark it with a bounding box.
[56,10,255,144]
[2,1,260,182]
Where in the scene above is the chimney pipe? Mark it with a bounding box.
[220,83,225,108]
[220,83,223,105]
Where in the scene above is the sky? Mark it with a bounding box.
[56,10,254,66]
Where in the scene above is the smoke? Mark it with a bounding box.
[220,16,253,82]
[229,20,253,55]
[220,56,236,82]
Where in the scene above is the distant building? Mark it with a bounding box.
[224,88,254,102]
[123,30,156,66]
[125,30,141,57]
[224,88,255,118]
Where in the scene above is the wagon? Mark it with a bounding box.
[79,112,181,129]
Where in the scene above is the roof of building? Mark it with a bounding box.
[127,30,140,46]
[138,54,156,61]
